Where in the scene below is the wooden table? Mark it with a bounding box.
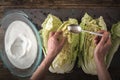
[0,0,120,80]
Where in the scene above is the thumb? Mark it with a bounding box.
[49,32,55,38]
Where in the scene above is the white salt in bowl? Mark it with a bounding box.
[0,11,43,77]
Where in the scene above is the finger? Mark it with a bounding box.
[95,30,106,39]
[49,32,55,38]
[94,39,98,45]
[98,30,106,34]
[94,36,102,45]
[59,37,67,48]
[99,31,109,45]
[54,31,63,38]
[94,35,99,40]
[94,30,106,44]
[104,37,112,50]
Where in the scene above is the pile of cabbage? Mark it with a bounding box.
[40,13,120,75]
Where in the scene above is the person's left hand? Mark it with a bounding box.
[30,31,66,80]
[47,31,67,58]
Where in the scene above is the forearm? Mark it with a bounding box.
[95,58,111,80]
[30,52,55,80]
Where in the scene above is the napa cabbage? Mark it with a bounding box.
[40,14,79,73]
[78,13,107,75]
[106,22,120,67]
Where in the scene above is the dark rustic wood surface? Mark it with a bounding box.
[0,0,120,80]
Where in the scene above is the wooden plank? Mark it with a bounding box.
[0,0,120,8]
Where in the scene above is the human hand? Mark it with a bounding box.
[47,31,67,58]
[94,30,112,62]
[31,31,66,80]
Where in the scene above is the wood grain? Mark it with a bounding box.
[0,0,120,9]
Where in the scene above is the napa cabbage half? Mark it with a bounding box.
[106,22,120,67]
[78,13,107,75]
[40,14,79,73]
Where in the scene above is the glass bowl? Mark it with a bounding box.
[0,11,42,77]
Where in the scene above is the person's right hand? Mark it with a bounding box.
[47,31,67,58]
[94,31,112,80]
[94,30,112,62]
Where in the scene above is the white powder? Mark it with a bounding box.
[5,20,38,69]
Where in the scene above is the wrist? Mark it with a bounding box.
[94,55,106,66]
[47,50,57,58]
[94,52,104,62]
[45,52,56,62]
